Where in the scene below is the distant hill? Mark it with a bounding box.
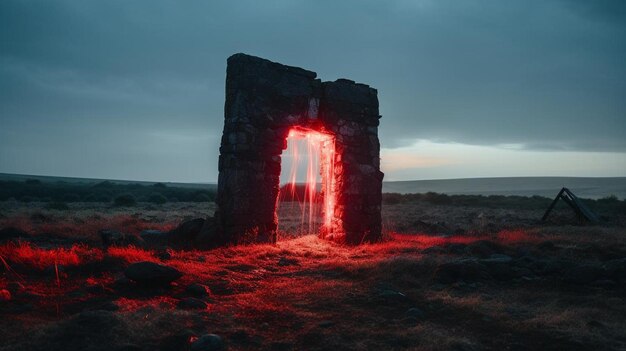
[0,173,217,191]
[2,173,624,200]
[383,177,626,199]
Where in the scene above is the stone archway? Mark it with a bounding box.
[212,53,383,245]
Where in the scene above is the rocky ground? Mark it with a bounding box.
[0,201,625,350]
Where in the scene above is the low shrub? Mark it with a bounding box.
[113,193,137,207]
[148,193,167,204]
[46,201,70,210]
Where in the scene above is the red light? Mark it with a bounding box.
[282,127,336,234]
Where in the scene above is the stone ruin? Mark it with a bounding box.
[208,53,383,245]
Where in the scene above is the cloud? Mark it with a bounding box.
[558,0,626,24]
[0,0,624,181]
[381,149,453,172]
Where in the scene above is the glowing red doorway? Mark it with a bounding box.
[279,127,336,236]
[213,53,383,245]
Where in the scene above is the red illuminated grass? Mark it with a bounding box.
[496,229,534,242]
[0,242,101,270]
[106,246,158,263]
[0,214,177,241]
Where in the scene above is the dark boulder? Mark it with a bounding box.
[194,217,220,249]
[481,254,513,264]
[0,289,11,301]
[405,307,425,319]
[177,297,208,310]
[169,218,205,247]
[124,261,182,286]
[185,283,211,298]
[191,334,225,351]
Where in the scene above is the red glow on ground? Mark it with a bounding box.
[283,127,336,234]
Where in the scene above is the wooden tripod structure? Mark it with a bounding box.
[541,187,601,223]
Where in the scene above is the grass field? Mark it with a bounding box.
[1,199,625,350]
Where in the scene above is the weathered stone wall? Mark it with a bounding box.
[213,53,383,245]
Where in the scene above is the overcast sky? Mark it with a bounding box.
[1,0,625,182]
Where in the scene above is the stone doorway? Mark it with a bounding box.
[278,126,336,237]
[212,53,383,245]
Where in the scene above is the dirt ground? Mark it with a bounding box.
[1,201,625,350]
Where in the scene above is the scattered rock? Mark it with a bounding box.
[0,289,11,301]
[124,261,182,286]
[75,298,120,313]
[191,334,225,351]
[100,229,144,248]
[378,289,408,303]
[405,307,425,319]
[157,251,172,261]
[194,216,219,248]
[481,254,513,264]
[177,297,208,310]
[185,283,211,298]
[208,280,234,295]
[477,254,518,280]
[169,218,205,246]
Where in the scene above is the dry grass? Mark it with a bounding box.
[0,242,102,270]
[0,201,214,241]
[106,246,159,264]
[0,201,625,350]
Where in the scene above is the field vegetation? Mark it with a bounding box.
[0,184,625,350]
